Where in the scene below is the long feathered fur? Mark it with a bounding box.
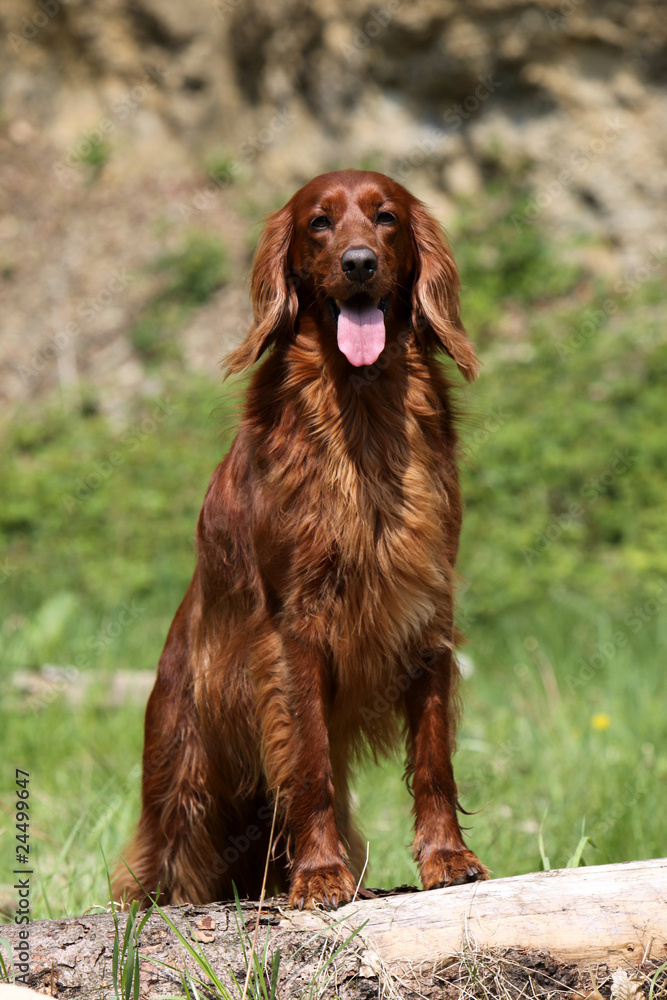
[114,170,488,910]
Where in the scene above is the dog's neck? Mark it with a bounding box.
[245,318,456,482]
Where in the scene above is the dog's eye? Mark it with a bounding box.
[376,211,396,225]
[310,215,332,230]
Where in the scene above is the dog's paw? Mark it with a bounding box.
[419,848,489,890]
[289,863,357,910]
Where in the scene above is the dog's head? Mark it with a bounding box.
[226,169,478,380]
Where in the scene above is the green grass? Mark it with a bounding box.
[2,693,144,918]
[1,184,666,920]
[355,607,666,888]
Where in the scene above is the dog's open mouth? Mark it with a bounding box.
[331,295,388,367]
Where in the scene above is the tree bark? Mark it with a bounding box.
[1,858,665,997]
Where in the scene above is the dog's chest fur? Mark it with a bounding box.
[250,347,460,692]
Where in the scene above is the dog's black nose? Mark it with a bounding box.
[341,246,378,283]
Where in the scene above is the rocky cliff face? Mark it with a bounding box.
[2,0,665,258]
[0,0,665,410]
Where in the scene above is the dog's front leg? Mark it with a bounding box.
[253,630,356,909]
[405,648,489,890]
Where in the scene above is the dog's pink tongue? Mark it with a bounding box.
[336,300,385,367]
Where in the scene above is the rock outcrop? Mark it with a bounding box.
[0,0,664,408]
[2,0,665,257]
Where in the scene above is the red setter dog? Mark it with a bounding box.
[114,169,488,910]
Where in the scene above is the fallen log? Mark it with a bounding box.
[289,857,667,969]
[1,858,665,997]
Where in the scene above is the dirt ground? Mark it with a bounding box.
[0,126,252,419]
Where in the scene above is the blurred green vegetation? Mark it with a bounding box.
[1,184,665,918]
[131,232,230,363]
[203,148,242,187]
[357,609,666,888]
[77,134,112,178]
[453,184,667,621]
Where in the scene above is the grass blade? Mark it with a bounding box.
[649,960,667,1000]
[538,808,550,871]
[566,833,592,868]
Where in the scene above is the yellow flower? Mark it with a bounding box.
[591,713,611,731]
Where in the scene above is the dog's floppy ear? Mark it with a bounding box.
[225,203,297,373]
[410,200,479,381]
